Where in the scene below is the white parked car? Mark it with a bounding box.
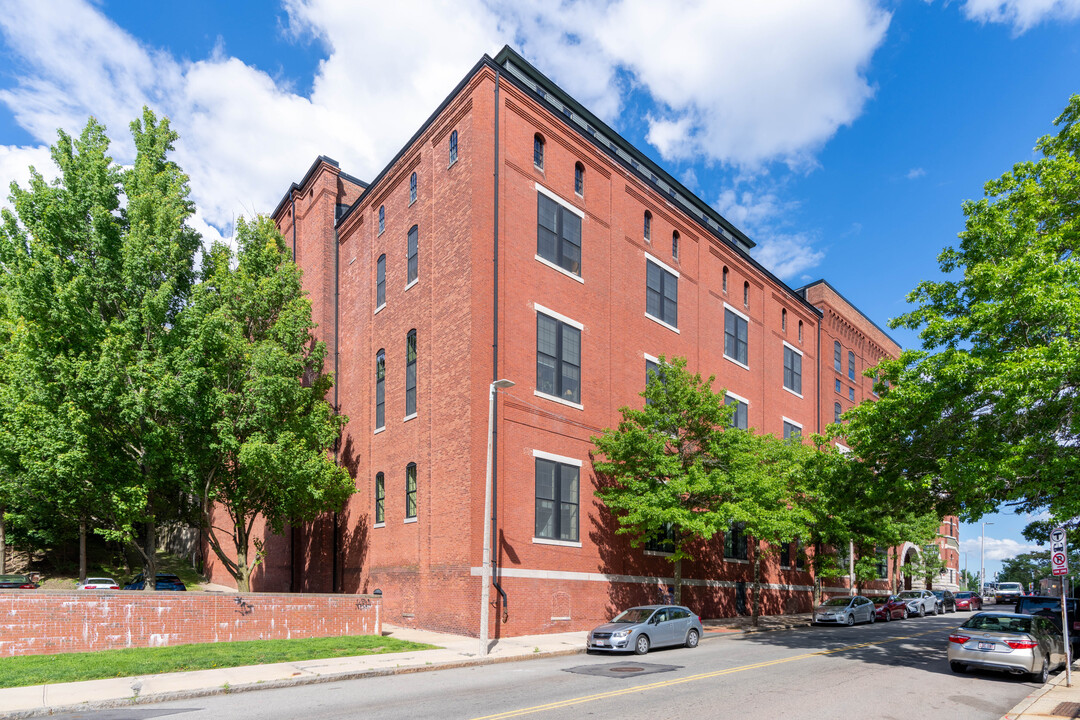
[897,589,939,617]
[77,577,119,590]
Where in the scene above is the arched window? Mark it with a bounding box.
[409,172,417,204]
[672,231,679,261]
[449,130,458,166]
[834,341,842,372]
[834,402,842,423]
[376,254,386,308]
[644,211,652,241]
[848,351,856,381]
[375,350,386,430]
[743,281,749,308]
[798,320,803,343]
[782,309,787,332]
[722,266,728,292]
[405,463,417,519]
[407,225,418,284]
[534,133,545,170]
[574,162,584,196]
[405,330,417,417]
[375,472,385,524]
[378,205,385,235]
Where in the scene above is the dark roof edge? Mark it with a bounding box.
[335,55,494,228]
[270,155,369,220]
[796,279,902,350]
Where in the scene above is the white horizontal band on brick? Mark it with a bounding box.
[782,416,802,429]
[535,182,584,218]
[532,449,583,467]
[723,302,749,322]
[645,252,680,278]
[534,302,584,330]
[468,566,813,592]
[726,391,749,405]
[783,340,803,356]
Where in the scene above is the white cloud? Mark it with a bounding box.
[958,0,1080,33]
[715,186,824,279]
[752,233,827,280]
[0,145,56,201]
[906,167,926,180]
[959,536,1043,561]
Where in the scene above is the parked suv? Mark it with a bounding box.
[1014,595,1079,655]
[995,582,1025,605]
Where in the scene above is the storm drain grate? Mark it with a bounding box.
[564,662,682,679]
[1052,702,1080,718]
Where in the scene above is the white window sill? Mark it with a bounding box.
[534,390,583,411]
[725,557,750,564]
[532,537,582,548]
[374,426,385,435]
[404,517,418,524]
[551,616,571,621]
[644,550,674,557]
[783,386,804,399]
[724,354,749,371]
[403,413,417,423]
[374,303,385,316]
[404,279,418,292]
[409,199,416,207]
[535,254,584,284]
[374,522,385,529]
[645,312,679,334]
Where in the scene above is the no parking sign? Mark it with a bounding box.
[1051,526,1068,576]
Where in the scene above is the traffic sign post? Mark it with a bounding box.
[1051,526,1070,687]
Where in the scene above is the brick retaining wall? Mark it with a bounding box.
[0,590,381,657]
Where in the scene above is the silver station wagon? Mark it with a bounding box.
[587,605,704,655]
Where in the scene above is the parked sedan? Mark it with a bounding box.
[874,595,910,621]
[0,574,38,589]
[932,589,957,613]
[587,605,703,655]
[814,595,876,626]
[77,577,119,590]
[897,589,939,617]
[123,573,187,591]
[948,612,1067,683]
[954,591,983,612]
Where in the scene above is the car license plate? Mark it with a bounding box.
[594,640,607,646]
[978,642,994,650]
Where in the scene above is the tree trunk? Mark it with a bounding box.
[892,547,900,594]
[79,517,87,584]
[0,502,6,575]
[751,549,761,627]
[672,557,682,605]
[142,519,157,591]
[813,575,822,609]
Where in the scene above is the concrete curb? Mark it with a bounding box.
[3,647,587,719]
[1001,664,1074,720]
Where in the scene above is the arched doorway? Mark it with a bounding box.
[900,542,922,590]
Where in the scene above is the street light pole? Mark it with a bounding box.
[980,521,993,598]
[480,379,514,657]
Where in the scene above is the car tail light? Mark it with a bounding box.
[1073,621,1080,631]
[1005,640,1037,650]
[109,585,119,590]
[18,583,36,589]
[949,634,970,644]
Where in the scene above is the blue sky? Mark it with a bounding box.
[1,0,1078,577]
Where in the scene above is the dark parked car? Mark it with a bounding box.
[124,573,187,591]
[874,595,909,621]
[0,574,38,589]
[587,605,703,655]
[954,591,983,612]
[932,589,957,613]
[1013,596,1079,655]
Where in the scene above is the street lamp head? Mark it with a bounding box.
[492,379,515,390]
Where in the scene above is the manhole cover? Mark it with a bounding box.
[1052,702,1080,718]
[564,662,682,679]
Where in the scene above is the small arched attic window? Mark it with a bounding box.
[534,133,545,170]
[672,231,679,261]
[644,211,652,241]
[574,162,584,196]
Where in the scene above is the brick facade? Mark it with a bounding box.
[204,47,959,637]
[0,591,381,657]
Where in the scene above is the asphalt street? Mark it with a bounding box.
[49,611,1043,720]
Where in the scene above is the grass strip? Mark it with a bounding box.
[0,635,437,688]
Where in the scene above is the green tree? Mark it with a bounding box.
[842,95,1080,529]
[183,216,354,592]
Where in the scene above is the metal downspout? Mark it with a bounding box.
[332,206,341,593]
[290,188,298,592]
[491,68,508,623]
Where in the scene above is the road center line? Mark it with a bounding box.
[470,629,942,720]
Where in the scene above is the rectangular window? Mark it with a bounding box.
[405,464,417,519]
[834,379,841,394]
[376,255,386,308]
[537,191,582,276]
[848,386,855,402]
[535,458,579,542]
[726,395,747,430]
[783,345,802,394]
[536,312,581,404]
[876,547,889,579]
[644,523,676,553]
[724,522,748,560]
[779,543,792,568]
[375,351,385,430]
[407,225,418,284]
[834,342,842,372]
[848,351,856,381]
[375,473,384,524]
[795,540,805,570]
[783,420,801,440]
[646,258,678,328]
[724,308,748,365]
[405,331,417,416]
[645,358,659,405]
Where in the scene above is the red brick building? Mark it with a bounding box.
[204,47,958,635]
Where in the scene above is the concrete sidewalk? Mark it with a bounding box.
[1004,665,1080,720]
